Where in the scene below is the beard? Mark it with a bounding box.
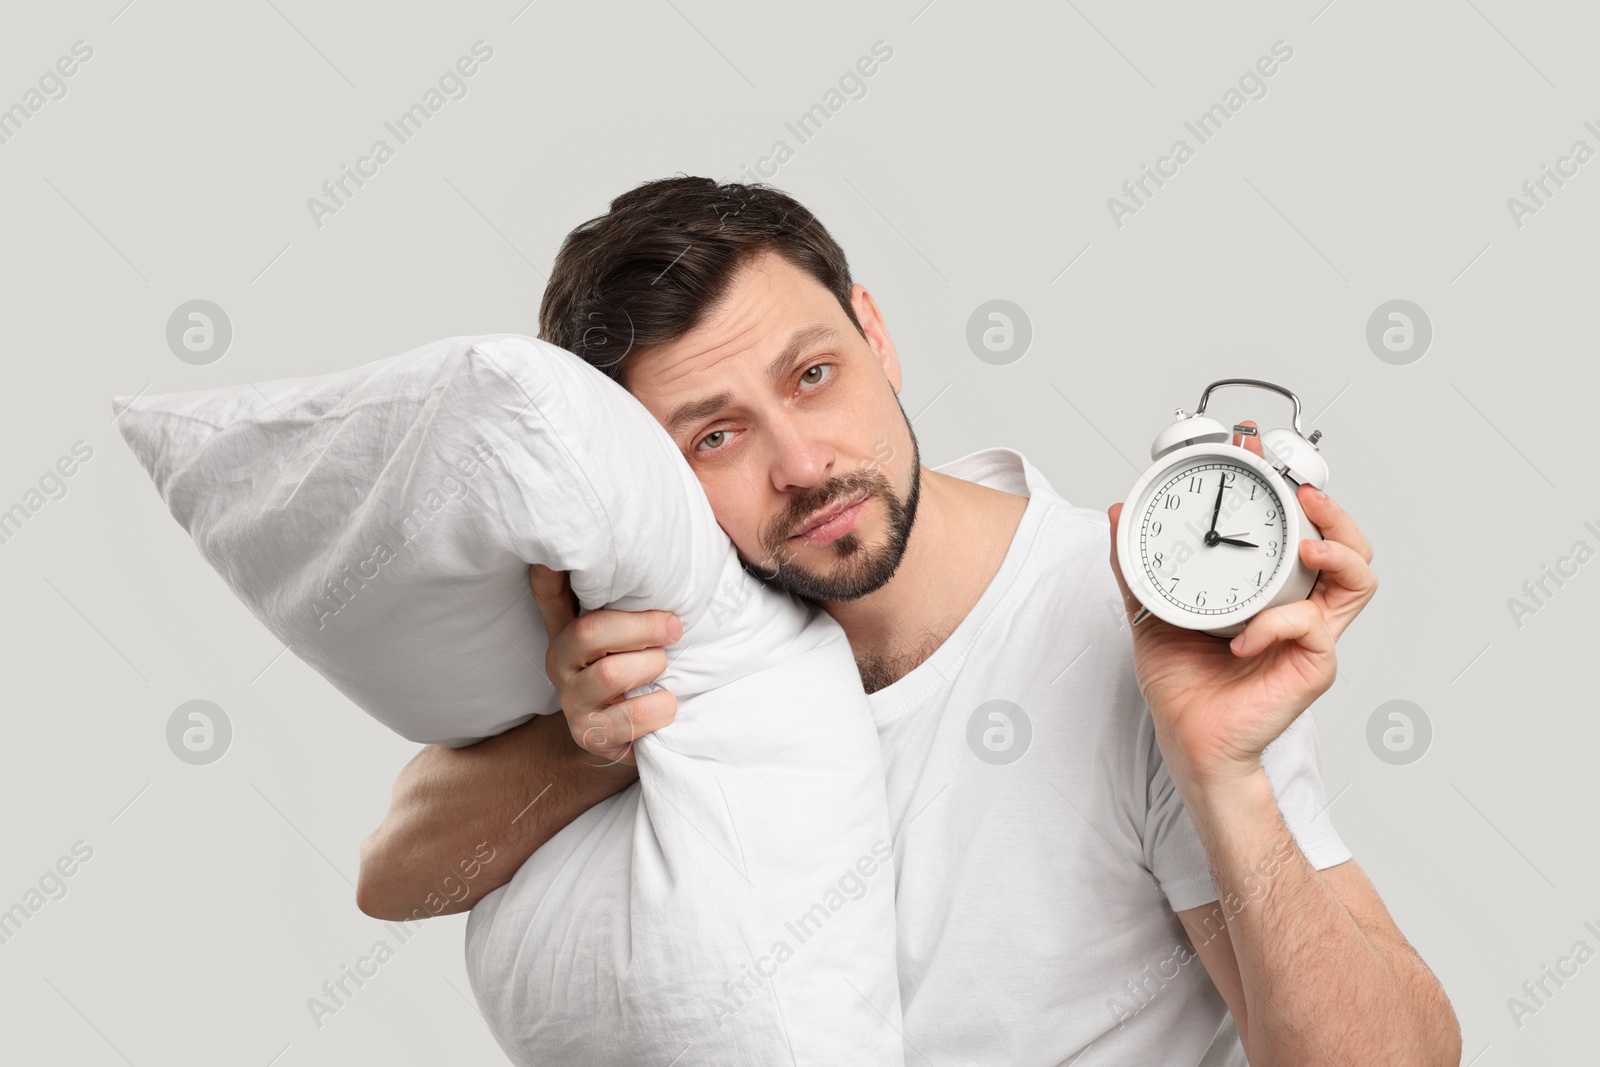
[740,409,922,604]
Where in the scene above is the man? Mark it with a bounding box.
[357,176,1460,1063]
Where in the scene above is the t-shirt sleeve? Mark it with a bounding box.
[1141,705,1352,915]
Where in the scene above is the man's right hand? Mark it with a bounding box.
[353,565,679,922]
[529,562,681,767]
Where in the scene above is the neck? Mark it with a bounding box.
[817,468,1028,688]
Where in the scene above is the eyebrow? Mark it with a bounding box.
[663,322,841,439]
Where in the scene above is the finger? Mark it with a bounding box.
[573,703,636,766]
[573,688,677,763]
[574,720,635,767]
[571,646,670,712]
[606,688,678,740]
[1300,536,1376,598]
[1233,418,1264,459]
[1296,484,1373,564]
[576,687,675,764]
[560,609,683,676]
[529,563,578,643]
[1299,537,1377,639]
[1229,598,1333,659]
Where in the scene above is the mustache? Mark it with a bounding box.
[772,467,887,542]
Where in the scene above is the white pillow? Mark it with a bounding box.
[113,333,904,1065]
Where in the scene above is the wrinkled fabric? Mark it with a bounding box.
[113,333,904,1066]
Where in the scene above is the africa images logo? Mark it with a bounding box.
[305,41,494,229]
[706,839,894,1029]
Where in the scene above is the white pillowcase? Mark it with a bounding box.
[113,333,904,1065]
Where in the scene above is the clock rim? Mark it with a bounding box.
[1115,442,1306,629]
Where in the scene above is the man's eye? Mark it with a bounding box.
[800,363,833,387]
[695,429,729,453]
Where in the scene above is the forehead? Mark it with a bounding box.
[622,251,841,404]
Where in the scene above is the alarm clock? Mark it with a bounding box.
[1115,378,1328,640]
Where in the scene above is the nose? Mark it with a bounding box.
[766,416,836,496]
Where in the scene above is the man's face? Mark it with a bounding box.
[621,250,921,603]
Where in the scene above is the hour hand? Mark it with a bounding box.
[1215,536,1258,548]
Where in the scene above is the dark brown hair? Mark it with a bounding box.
[538,175,864,384]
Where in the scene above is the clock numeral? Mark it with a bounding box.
[1164,494,1180,510]
[1265,508,1276,524]
[1249,484,1258,501]
[1226,587,1238,604]
[1150,520,1163,537]
[1152,551,1164,569]
[1251,570,1263,586]
[1195,589,1207,607]
[1187,476,1204,493]
[1266,540,1278,558]
[1221,471,1236,487]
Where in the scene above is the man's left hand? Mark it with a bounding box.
[1106,419,1379,788]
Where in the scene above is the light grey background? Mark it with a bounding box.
[1,0,1593,1063]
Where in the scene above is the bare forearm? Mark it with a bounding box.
[1184,770,1459,1066]
[356,712,637,921]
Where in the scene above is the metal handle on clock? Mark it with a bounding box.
[1194,378,1309,438]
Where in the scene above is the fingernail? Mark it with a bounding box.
[1230,633,1245,652]
[667,615,682,641]
[1314,487,1326,499]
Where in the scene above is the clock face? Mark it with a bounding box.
[1136,461,1288,617]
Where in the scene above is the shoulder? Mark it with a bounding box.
[1016,497,1128,622]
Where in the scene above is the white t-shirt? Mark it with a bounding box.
[872,447,1350,1066]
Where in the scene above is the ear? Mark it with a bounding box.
[849,284,901,395]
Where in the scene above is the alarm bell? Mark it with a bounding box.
[1152,378,1329,490]
[1150,413,1230,460]
[1260,426,1329,491]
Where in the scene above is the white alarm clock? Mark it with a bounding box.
[1116,378,1329,640]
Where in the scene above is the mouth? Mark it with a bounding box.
[790,492,870,541]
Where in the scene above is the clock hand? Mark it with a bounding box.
[1208,473,1225,536]
[1215,536,1258,548]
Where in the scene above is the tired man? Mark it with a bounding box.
[358,176,1459,1064]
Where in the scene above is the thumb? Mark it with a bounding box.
[528,563,578,642]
